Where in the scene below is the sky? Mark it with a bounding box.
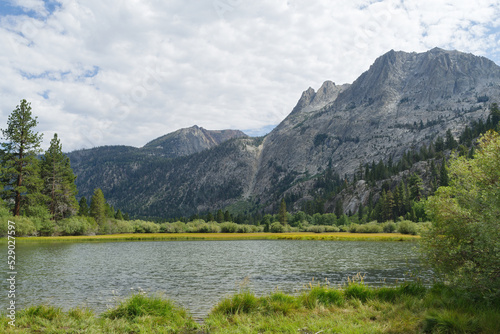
[0,0,499,152]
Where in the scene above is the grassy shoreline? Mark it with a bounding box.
[2,282,498,333]
[4,232,420,243]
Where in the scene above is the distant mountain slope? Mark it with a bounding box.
[69,48,500,218]
[142,125,247,158]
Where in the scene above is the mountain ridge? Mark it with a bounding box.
[68,48,500,218]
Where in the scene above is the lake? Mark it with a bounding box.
[1,239,428,318]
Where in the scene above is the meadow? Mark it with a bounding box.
[10,231,419,243]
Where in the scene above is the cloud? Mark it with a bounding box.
[0,0,499,151]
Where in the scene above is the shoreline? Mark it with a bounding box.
[4,232,420,243]
[2,282,497,333]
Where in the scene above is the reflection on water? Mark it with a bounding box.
[0,240,430,317]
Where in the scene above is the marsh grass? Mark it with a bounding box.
[206,279,500,334]
[7,232,420,243]
[1,293,199,333]
[2,281,499,333]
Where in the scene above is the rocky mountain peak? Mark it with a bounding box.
[69,48,500,218]
[142,125,247,158]
[291,80,349,115]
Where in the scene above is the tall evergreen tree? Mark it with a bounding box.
[115,209,124,220]
[224,210,231,222]
[439,158,449,187]
[278,198,287,225]
[40,134,78,220]
[408,173,424,201]
[90,188,107,226]
[78,197,89,216]
[0,99,43,216]
[216,209,224,223]
[445,129,458,150]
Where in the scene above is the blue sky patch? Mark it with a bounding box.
[0,1,61,18]
[243,124,277,137]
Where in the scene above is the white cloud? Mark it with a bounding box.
[0,0,499,151]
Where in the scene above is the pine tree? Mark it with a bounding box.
[278,198,287,225]
[435,136,445,152]
[0,99,43,216]
[90,188,107,226]
[334,199,343,218]
[216,209,224,223]
[439,158,449,187]
[40,134,78,221]
[384,190,395,221]
[445,129,458,150]
[78,197,89,216]
[224,210,231,222]
[409,173,424,201]
[115,209,124,220]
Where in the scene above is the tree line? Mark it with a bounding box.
[0,99,127,235]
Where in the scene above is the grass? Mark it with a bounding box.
[6,232,420,243]
[3,282,499,333]
[1,292,199,333]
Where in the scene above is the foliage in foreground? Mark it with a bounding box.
[2,282,500,333]
[423,130,500,299]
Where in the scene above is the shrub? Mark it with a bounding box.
[185,220,207,233]
[269,222,285,233]
[338,225,349,232]
[57,216,98,236]
[397,220,417,235]
[8,216,37,236]
[355,222,383,233]
[160,221,186,233]
[383,221,397,233]
[220,222,239,233]
[307,225,325,233]
[108,219,134,234]
[132,220,160,233]
[348,224,359,233]
[199,222,221,233]
[236,224,251,233]
[324,225,340,232]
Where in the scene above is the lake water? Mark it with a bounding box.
[1,239,428,318]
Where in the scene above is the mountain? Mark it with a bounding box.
[142,125,247,158]
[68,48,500,218]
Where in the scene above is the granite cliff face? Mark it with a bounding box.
[69,48,500,217]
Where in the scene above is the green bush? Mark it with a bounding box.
[220,222,239,233]
[397,220,417,235]
[307,225,325,233]
[236,224,251,233]
[106,219,134,234]
[132,220,160,233]
[348,222,383,233]
[383,221,397,233]
[269,222,285,233]
[10,216,37,236]
[57,216,98,236]
[199,222,221,233]
[185,220,207,233]
[160,221,186,233]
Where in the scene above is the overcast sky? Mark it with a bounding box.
[0,0,499,151]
